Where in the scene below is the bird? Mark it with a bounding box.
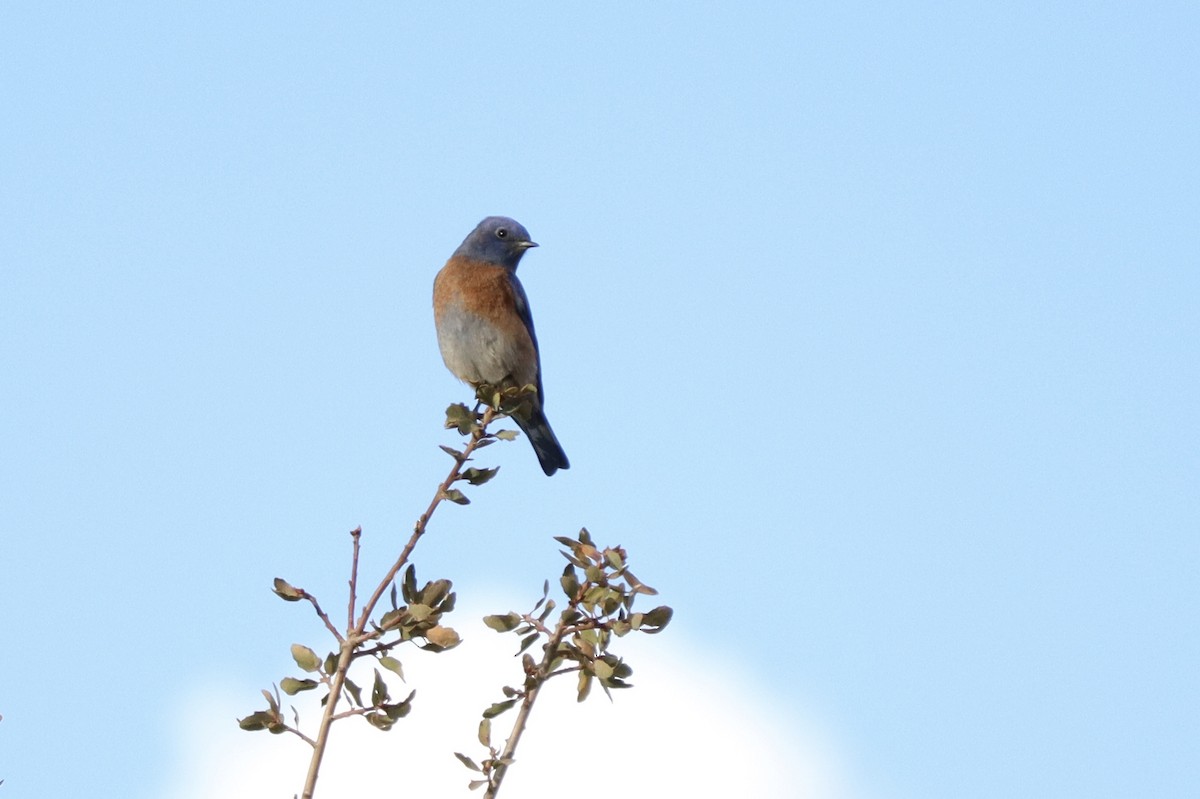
[433,216,570,476]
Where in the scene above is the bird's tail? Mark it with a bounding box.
[513,404,570,476]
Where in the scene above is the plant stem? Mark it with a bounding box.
[486,596,576,799]
[301,643,353,799]
[298,406,498,799]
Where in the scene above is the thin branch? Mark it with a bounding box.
[299,406,499,799]
[347,526,362,632]
[301,644,353,799]
[283,726,318,749]
[486,589,581,799]
[354,407,496,632]
[303,592,344,645]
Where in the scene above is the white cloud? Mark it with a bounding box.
[165,602,856,798]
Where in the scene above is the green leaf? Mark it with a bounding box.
[494,429,518,441]
[560,564,580,598]
[402,564,418,604]
[272,578,303,601]
[408,603,434,623]
[576,671,593,702]
[383,697,413,721]
[461,466,499,486]
[483,613,522,632]
[482,699,518,719]
[371,668,388,707]
[290,644,322,673]
[237,711,274,731]
[442,488,470,505]
[379,656,405,681]
[477,718,492,747]
[439,444,464,460]
[365,712,394,731]
[324,652,337,675]
[280,677,319,695]
[343,677,364,708]
[421,579,453,607]
[640,605,674,633]
[455,752,482,772]
[517,632,540,654]
[444,403,476,434]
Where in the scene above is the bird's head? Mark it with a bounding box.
[453,216,538,268]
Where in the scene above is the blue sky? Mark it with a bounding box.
[2,3,1197,797]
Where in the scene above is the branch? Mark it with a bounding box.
[485,587,583,799]
[298,406,498,799]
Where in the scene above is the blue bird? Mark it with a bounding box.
[433,217,570,476]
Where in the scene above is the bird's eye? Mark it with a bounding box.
[496,228,508,239]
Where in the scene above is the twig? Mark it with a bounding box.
[485,587,582,799]
[303,593,344,645]
[347,527,361,631]
[298,406,498,799]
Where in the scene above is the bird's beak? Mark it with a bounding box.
[517,240,539,250]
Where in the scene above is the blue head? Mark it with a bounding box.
[453,216,538,268]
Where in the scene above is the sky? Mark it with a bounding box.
[2,2,1197,797]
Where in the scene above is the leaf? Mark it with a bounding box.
[425,625,461,650]
[383,695,413,720]
[517,632,540,655]
[365,712,394,731]
[494,429,519,441]
[444,403,476,434]
[290,644,321,673]
[477,718,492,747]
[469,779,488,791]
[482,699,518,719]
[442,488,470,505]
[560,565,580,598]
[483,613,521,633]
[439,444,464,460]
[402,564,418,604]
[576,670,593,703]
[389,581,398,610]
[237,711,273,731]
[461,466,500,486]
[421,579,453,607]
[371,668,388,707]
[455,753,482,772]
[640,605,674,633]
[343,677,364,708]
[379,656,405,681]
[324,652,337,675]
[408,603,434,623]
[272,578,303,601]
[280,677,319,695]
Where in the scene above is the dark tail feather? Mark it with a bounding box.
[513,406,570,476]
